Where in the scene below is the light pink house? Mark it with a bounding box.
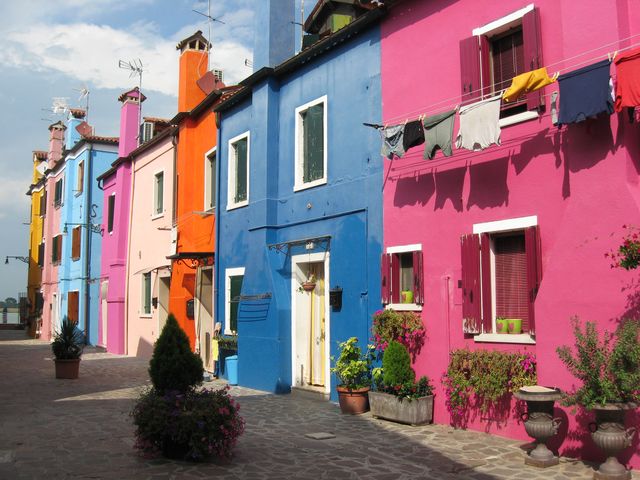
[381,0,640,466]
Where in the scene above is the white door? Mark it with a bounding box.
[197,268,214,371]
[100,280,108,348]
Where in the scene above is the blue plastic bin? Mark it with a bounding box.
[226,355,238,385]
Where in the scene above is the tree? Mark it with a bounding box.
[4,298,17,307]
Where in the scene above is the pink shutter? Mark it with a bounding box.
[525,226,542,335]
[480,233,492,333]
[460,36,481,103]
[381,253,391,305]
[461,234,481,334]
[412,250,424,305]
[390,253,400,304]
[523,7,543,111]
[479,35,491,98]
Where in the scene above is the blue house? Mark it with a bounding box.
[58,109,118,345]
[214,0,384,398]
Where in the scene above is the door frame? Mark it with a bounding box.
[291,251,330,394]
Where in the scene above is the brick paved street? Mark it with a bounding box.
[0,329,628,479]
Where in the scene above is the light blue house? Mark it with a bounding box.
[214,0,384,398]
[58,109,118,345]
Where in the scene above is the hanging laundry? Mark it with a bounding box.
[402,120,425,152]
[614,47,640,112]
[502,67,557,103]
[422,109,455,159]
[556,59,613,125]
[378,124,406,159]
[455,96,501,152]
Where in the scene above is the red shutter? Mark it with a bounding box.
[460,36,481,103]
[381,253,391,305]
[390,253,400,304]
[523,7,543,111]
[479,35,491,98]
[480,233,492,333]
[525,226,542,335]
[412,250,424,305]
[461,234,481,334]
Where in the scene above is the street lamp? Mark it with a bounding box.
[5,256,29,264]
[63,222,103,236]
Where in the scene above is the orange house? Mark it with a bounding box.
[169,31,238,365]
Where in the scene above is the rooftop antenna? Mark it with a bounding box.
[51,97,69,115]
[192,0,225,71]
[75,86,90,124]
[290,0,305,52]
[244,59,253,69]
[118,58,144,145]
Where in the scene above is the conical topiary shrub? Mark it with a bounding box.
[149,313,203,393]
[382,340,415,387]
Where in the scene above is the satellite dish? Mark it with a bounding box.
[36,162,47,175]
[75,121,93,137]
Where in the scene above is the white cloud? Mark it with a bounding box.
[0,178,31,220]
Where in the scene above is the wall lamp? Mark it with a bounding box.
[5,256,29,264]
[63,222,103,236]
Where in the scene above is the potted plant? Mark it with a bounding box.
[557,317,640,479]
[331,337,373,414]
[51,316,84,379]
[369,341,434,425]
[299,273,317,292]
[371,309,425,360]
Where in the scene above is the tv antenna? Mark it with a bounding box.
[51,97,69,115]
[192,0,225,71]
[118,58,144,145]
[75,85,90,124]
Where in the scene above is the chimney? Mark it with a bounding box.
[176,31,210,112]
[47,121,66,168]
[66,108,87,150]
[253,0,295,72]
[117,87,146,157]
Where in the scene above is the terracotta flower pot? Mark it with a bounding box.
[336,386,370,414]
[301,282,316,292]
[54,358,80,379]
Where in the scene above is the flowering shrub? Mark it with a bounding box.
[371,309,425,359]
[131,386,245,461]
[606,225,640,270]
[442,349,537,416]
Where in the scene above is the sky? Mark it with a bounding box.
[0,0,305,301]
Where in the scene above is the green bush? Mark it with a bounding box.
[382,341,415,386]
[331,337,373,390]
[149,314,203,394]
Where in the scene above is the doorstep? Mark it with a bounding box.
[291,385,331,402]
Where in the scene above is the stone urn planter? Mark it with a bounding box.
[368,391,434,426]
[337,386,370,415]
[589,403,636,480]
[514,386,563,468]
[54,358,81,379]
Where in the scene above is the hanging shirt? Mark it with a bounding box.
[422,109,456,159]
[379,125,405,159]
[402,120,425,152]
[455,96,502,151]
[614,47,640,112]
[502,67,557,103]
[557,59,613,125]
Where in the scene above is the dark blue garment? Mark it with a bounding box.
[557,59,613,125]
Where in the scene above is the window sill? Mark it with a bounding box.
[151,213,164,220]
[385,303,422,312]
[294,178,327,192]
[474,333,536,344]
[71,257,80,262]
[499,110,539,128]
[74,191,83,197]
[139,314,152,319]
[227,200,248,211]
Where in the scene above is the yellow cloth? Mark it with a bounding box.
[211,338,219,360]
[502,67,557,103]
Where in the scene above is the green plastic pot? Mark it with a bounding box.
[496,318,509,334]
[401,290,414,304]
[507,318,522,334]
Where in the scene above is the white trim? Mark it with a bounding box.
[66,143,118,160]
[294,95,328,192]
[224,267,245,335]
[291,251,331,394]
[227,131,250,210]
[474,333,536,345]
[473,215,537,234]
[499,110,539,128]
[141,271,152,316]
[54,176,65,208]
[472,4,534,36]
[386,243,422,254]
[153,169,165,217]
[386,303,422,312]
[203,146,217,212]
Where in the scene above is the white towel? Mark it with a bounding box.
[455,96,502,151]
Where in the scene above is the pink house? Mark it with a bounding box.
[381,0,640,467]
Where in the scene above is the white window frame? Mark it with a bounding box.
[473,215,537,345]
[385,243,422,312]
[76,160,84,195]
[227,132,250,210]
[294,95,328,192]
[152,170,165,219]
[224,267,245,335]
[54,177,64,208]
[141,272,152,317]
[204,146,217,213]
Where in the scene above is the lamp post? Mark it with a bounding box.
[5,256,29,264]
[63,222,103,236]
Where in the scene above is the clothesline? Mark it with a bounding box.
[376,36,640,127]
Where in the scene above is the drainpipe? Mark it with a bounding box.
[214,111,222,327]
[83,145,93,343]
[171,131,178,226]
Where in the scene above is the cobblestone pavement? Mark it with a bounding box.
[0,329,631,479]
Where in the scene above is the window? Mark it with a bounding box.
[461,5,542,123]
[71,226,81,260]
[381,245,424,310]
[142,272,152,315]
[107,194,115,234]
[295,96,327,191]
[40,191,47,216]
[76,161,84,194]
[51,234,62,264]
[460,216,542,342]
[204,147,217,211]
[227,132,249,209]
[225,267,245,334]
[54,178,64,207]
[67,291,79,325]
[141,121,154,143]
[154,171,164,216]
[37,241,45,268]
